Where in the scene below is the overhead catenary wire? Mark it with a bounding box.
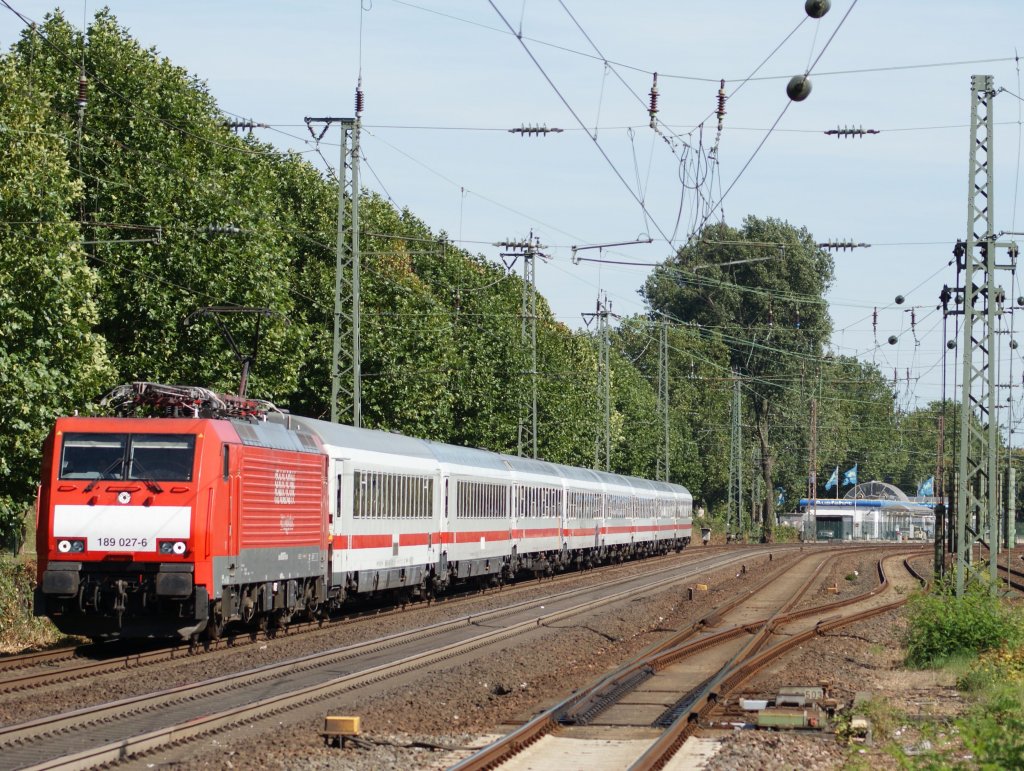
[485,0,674,245]
[389,0,1015,84]
[0,0,966,415]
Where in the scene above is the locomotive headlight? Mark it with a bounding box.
[57,539,85,554]
[57,539,72,553]
[172,540,187,555]
[70,539,85,553]
[159,539,188,555]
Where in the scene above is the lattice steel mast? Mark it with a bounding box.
[956,75,1016,595]
[308,84,363,427]
[583,294,613,471]
[497,235,547,458]
[657,321,670,482]
[729,374,743,534]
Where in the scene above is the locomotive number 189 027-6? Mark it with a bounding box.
[95,537,149,548]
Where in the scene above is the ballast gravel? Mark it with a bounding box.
[2,544,951,770]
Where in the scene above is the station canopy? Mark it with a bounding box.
[843,481,908,501]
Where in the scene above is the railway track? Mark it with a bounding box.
[0,546,752,695]
[449,547,927,771]
[1,547,773,769]
[977,543,1024,593]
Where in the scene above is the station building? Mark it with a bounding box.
[797,481,935,542]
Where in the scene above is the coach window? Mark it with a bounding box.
[353,471,362,517]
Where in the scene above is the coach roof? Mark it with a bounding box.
[273,413,690,497]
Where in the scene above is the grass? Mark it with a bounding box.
[952,647,1024,768]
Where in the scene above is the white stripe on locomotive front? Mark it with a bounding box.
[53,504,191,552]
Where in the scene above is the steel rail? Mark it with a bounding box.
[0,548,752,694]
[450,548,925,771]
[628,553,921,770]
[2,549,767,769]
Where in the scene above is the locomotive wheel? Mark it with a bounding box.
[204,602,225,641]
[239,593,255,625]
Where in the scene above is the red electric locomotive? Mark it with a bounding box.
[34,384,328,640]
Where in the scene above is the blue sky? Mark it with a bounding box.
[3,1,1024,418]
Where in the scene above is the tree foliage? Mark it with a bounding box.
[0,10,988,548]
[643,218,834,539]
[0,51,114,541]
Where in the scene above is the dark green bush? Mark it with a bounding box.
[904,578,1024,668]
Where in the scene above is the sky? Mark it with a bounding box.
[3,0,1024,420]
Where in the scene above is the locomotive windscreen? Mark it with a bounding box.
[60,433,196,482]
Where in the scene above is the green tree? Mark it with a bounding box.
[613,318,731,503]
[814,356,903,491]
[13,11,309,398]
[0,53,113,544]
[644,217,834,540]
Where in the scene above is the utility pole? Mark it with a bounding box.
[657,321,670,482]
[497,234,547,458]
[582,294,614,471]
[807,397,818,542]
[729,374,743,535]
[306,84,363,426]
[955,75,1018,596]
[934,413,946,579]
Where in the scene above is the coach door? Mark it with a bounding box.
[330,457,350,587]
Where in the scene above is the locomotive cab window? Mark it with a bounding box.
[129,435,195,482]
[59,433,196,482]
[60,434,127,480]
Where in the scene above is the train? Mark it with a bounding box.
[34,383,693,641]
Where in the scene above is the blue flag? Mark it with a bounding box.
[917,476,934,497]
[842,464,858,487]
[824,466,839,491]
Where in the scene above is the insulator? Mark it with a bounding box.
[76,74,88,109]
[355,87,364,115]
[716,79,726,126]
[648,72,659,126]
[939,285,952,308]
[872,307,878,332]
[910,309,916,328]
